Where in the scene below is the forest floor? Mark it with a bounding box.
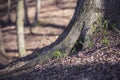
[0,0,120,80]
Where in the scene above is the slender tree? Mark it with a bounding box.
[0,23,10,66]
[7,0,12,23]
[16,0,26,57]
[24,0,30,25]
[34,0,41,25]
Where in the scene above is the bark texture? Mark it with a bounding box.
[17,0,26,57]
[80,0,105,49]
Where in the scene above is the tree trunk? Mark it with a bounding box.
[0,0,120,78]
[24,0,30,25]
[0,24,10,66]
[107,0,120,29]
[34,0,41,25]
[80,0,105,49]
[17,0,26,57]
[7,0,12,23]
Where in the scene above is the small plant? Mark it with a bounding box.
[101,38,110,45]
[52,50,66,59]
[97,19,109,35]
[102,19,109,30]
[71,47,76,54]
[83,35,94,49]
[87,40,94,49]
[111,23,120,34]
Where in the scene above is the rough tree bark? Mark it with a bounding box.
[17,0,26,57]
[0,0,120,79]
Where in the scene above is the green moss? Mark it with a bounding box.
[52,50,66,59]
[88,41,94,49]
[102,19,109,30]
[101,38,110,45]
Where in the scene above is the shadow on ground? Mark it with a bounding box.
[9,62,120,80]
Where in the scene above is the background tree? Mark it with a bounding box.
[24,0,30,25]
[7,0,12,23]
[34,0,41,25]
[0,23,10,66]
[16,0,26,57]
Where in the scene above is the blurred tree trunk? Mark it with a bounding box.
[7,0,12,23]
[0,25,10,65]
[34,0,41,25]
[16,0,26,57]
[24,0,30,25]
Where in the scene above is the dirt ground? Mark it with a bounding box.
[1,0,77,57]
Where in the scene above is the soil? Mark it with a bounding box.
[0,0,120,80]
